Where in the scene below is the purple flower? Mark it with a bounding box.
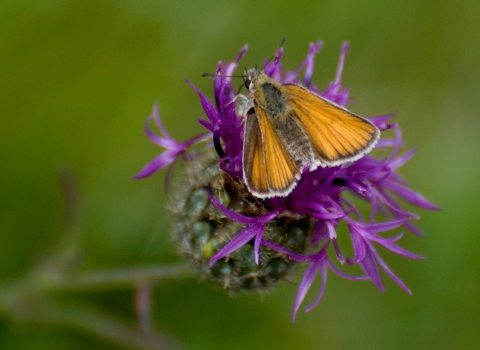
[136,41,439,321]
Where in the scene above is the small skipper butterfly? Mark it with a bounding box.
[242,46,380,199]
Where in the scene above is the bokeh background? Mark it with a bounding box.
[1,0,478,349]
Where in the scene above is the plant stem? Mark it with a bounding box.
[0,262,196,349]
[56,263,197,291]
[11,298,176,350]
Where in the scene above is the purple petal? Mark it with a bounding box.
[360,246,385,291]
[388,148,417,170]
[186,80,221,125]
[283,70,298,84]
[378,231,405,243]
[207,194,258,225]
[303,41,323,87]
[390,128,404,158]
[209,223,263,266]
[384,180,440,210]
[348,226,366,264]
[332,239,345,264]
[225,44,248,79]
[198,118,214,132]
[370,114,396,126]
[186,132,212,146]
[151,102,172,140]
[134,151,178,179]
[368,243,412,294]
[367,183,378,224]
[304,260,327,312]
[374,187,420,219]
[379,241,424,260]
[261,239,312,262]
[214,62,223,104]
[369,219,407,233]
[292,261,319,322]
[376,139,402,148]
[144,113,176,148]
[402,220,424,236]
[334,42,349,85]
[271,60,283,82]
[380,123,398,131]
[336,88,350,106]
[312,221,328,244]
[345,181,368,196]
[327,261,368,280]
[325,221,337,240]
[363,231,423,259]
[164,160,175,192]
[254,226,264,264]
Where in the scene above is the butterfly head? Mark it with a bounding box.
[244,67,265,97]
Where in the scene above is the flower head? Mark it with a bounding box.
[136,41,439,320]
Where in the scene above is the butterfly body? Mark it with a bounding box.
[242,69,380,199]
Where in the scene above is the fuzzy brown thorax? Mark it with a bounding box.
[245,69,289,117]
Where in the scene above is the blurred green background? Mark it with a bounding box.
[0,0,478,349]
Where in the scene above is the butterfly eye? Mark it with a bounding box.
[244,78,251,89]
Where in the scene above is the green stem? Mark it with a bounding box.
[11,298,176,350]
[56,263,197,291]
[0,263,196,306]
[0,262,196,349]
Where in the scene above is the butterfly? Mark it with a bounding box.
[242,68,380,199]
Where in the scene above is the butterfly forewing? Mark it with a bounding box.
[243,110,269,195]
[255,106,301,196]
[285,85,379,165]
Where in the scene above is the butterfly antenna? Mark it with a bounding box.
[263,38,285,69]
[202,73,244,78]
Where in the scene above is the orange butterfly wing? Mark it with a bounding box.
[257,107,300,194]
[284,84,380,166]
[243,110,269,195]
[243,106,301,198]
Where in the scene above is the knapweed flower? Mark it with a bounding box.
[135,41,439,320]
